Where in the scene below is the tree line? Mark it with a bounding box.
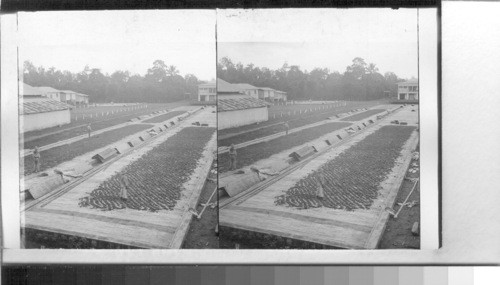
[217,57,412,101]
[23,60,202,103]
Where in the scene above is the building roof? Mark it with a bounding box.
[199,80,216,87]
[398,79,418,85]
[218,97,268,112]
[61,90,77,93]
[21,98,71,115]
[37,86,61,93]
[259,87,275,91]
[76,93,89,97]
[217,79,243,93]
[234,83,259,90]
[219,79,286,95]
[21,83,43,96]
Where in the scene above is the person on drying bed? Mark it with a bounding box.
[86,123,92,138]
[118,171,130,202]
[316,170,326,200]
[32,146,41,173]
[229,144,237,171]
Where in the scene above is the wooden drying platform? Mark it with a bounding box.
[22,108,215,249]
[220,107,419,249]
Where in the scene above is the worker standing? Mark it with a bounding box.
[118,172,130,202]
[86,123,92,138]
[283,121,290,135]
[229,144,237,171]
[33,146,41,173]
[316,170,326,200]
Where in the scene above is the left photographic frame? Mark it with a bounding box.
[4,10,218,249]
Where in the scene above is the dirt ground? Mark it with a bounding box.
[379,148,420,249]
[182,162,219,249]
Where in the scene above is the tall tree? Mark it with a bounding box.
[23,60,197,103]
[217,57,406,102]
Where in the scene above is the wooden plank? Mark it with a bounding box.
[31,208,176,234]
[24,211,172,248]
[219,208,368,249]
[240,196,378,228]
[226,205,373,233]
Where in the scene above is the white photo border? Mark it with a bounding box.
[1,8,439,263]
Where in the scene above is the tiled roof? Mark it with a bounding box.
[219,79,286,94]
[218,98,268,112]
[217,79,243,93]
[21,98,71,115]
[21,83,43,96]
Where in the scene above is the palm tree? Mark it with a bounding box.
[166,65,179,77]
[367,63,379,74]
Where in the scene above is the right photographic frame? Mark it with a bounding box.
[216,8,434,250]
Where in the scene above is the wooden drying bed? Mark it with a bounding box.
[220,107,419,249]
[22,109,215,249]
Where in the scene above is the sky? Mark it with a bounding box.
[17,9,430,81]
[217,8,426,79]
[17,10,216,81]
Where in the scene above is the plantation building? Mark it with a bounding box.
[197,80,216,103]
[397,79,419,101]
[20,83,71,132]
[217,79,248,99]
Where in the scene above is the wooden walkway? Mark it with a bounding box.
[220,107,419,249]
[22,107,216,249]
